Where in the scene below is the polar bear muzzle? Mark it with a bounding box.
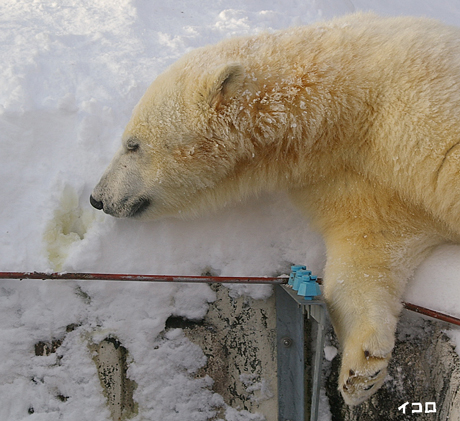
[89,193,151,218]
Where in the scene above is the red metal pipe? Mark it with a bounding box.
[0,272,459,327]
[0,271,287,284]
[402,302,460,327]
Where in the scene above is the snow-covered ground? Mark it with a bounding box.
[1,1,460,420]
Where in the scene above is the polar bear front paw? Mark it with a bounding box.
[338,347,390,405]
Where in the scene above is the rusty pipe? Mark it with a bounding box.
[0,271,287,284]
[402,302,460,326]
[0,271,459,327]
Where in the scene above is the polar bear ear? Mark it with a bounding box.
[206,63,245,109]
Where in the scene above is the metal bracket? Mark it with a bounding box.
[276,284,327,421]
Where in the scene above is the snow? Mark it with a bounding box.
[1,0,460,420]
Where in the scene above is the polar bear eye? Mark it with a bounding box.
[126,139,140,152]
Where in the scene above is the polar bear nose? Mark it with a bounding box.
[90,195,104,210]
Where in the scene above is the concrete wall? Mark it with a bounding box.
[172,284,279,420]
[35,287,460,420]
[171,287,460,421]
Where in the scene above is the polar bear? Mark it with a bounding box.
[90,13,460,405]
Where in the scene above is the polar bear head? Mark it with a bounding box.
[90,55,266,219]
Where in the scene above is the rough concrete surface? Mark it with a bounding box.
[325,311,460,420]
[33,289,460,421]
[170,283,278,421]
[91,338,137,420]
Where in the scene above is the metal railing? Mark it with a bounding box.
[0,271,457,326]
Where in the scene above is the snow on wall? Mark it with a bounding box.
[1,0,460,420]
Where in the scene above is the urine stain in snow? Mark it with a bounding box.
[43,185,101,271]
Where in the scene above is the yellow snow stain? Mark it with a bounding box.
[44,185,101,271]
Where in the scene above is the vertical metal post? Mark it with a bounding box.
[276,284,327,421]
[276,285,306,421]
[307,304,327,421]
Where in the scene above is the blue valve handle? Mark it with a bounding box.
[289,265,321,300]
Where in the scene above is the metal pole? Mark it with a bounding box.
[402,302,460,326]
[0,271,287,285]
[0,272,459,326]
[276,285,306,421]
